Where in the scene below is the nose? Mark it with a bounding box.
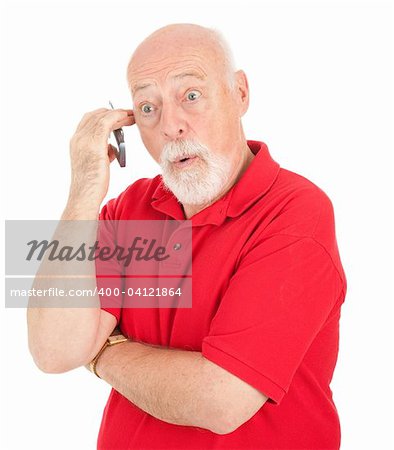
[160,102,187,140]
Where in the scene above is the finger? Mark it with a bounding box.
[77,108,131,131]
[113,114,136,129]
[77,109,135,138]
[96,108,133,117]
[95,110,135,132]
[76,110,125,140]
[108,144,117,163]
[95,109,134,131]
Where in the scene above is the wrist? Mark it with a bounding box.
[94,341,120,379]
[89,329,129,379]
[62,201,100,220]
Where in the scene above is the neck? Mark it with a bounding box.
[182,141,255,219]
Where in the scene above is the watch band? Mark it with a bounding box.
[89,328,128,379]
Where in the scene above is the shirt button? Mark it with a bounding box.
[173,243,182,251]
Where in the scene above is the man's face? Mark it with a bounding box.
[128,35,248,205]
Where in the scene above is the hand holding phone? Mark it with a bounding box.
[109,101,126,167]
[69,106,134,208]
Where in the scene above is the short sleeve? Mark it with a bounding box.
[201,234,343,405]
[95,200,122,324]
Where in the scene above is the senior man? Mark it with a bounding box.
[28,23,347,450]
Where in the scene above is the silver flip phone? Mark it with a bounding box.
[108,100,126,167]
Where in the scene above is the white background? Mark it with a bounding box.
[1,0,393,449]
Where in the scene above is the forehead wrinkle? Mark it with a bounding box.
[131,62,208,95]
[131,62,207,84]
[129,54,209,86]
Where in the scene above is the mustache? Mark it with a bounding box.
[159,139,209,165]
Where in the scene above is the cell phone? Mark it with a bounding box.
[108,100,126,167]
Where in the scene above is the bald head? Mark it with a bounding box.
[126,23,237,92]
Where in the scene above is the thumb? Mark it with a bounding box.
[107,144,117,163]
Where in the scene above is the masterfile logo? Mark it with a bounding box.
[25,236,171,266]
[5,220,193,309]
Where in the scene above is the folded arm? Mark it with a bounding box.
[94,324,268,435]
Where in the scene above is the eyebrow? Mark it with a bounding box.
[132,71,206,94]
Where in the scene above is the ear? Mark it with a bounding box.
[235,70,249,117]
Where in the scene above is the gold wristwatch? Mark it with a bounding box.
[89,327,128,378]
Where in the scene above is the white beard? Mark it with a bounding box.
[159,139,232,206]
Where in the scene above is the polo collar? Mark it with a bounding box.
[151,140,280,226]
[226,140,280,217]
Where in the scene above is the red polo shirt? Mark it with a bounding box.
[97,140,347,450]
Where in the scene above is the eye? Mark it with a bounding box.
[140,103,154,114]
[186,90,201,102]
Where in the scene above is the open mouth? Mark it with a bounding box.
[173,155,199,168]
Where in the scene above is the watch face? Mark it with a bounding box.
[108,334,128,345]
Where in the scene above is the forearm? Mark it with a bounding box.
[27,203,102,372]
[96,341,232,434]
[27,307,102,373]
